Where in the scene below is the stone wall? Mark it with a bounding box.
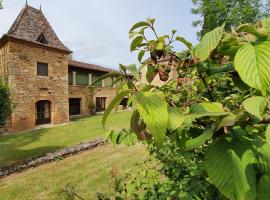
[69,85,118,115]
[5,41,70,132]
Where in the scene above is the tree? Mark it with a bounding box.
[0,0,3,9]
[97,17,270,199]
[192,0,269,37]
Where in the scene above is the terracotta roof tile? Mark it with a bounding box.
[4,5,71,53]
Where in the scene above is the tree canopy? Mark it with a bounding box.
[192,0,269,36]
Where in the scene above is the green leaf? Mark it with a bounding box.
[175,36,193,50]
[129,21,150,33]
[260,18,270,33]
[217,33,241,58]
[130,110,146,138]
[91,71,122,86]
[234,41,270,94]
[205,137,256,200]
[184,127,213,151]
[111,76,123,87]
[217,114,238,129]
[258,173,270,200]
[265,125,270,142]
[257,143,270,174]
[168,107,186,131]
[155,41,164,50]
[146,65,158,83]
[236,24,263,37]
[242,96,268,120]
[138,50,145,63]
[134,91,168,146]
[184,103,229,125]
[190,102,224,113]
[194,24,224,62]
[126,64,139,80]
[130,36,144,52]
[102,90,132,128]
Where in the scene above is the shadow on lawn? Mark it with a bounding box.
[0,128,64,167]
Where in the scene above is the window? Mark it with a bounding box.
[96,97,106,112]
[69,98,81,115]
[36,100,51,125]
[37,62,48,76]
[37,33,48,44]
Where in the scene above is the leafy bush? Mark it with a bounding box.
[97,17,270,200]
[0,81,12,126]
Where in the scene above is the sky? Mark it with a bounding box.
[0,0,201,70]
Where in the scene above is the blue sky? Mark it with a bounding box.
[0,0,201,69]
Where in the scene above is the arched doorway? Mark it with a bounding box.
[35,100,51,125]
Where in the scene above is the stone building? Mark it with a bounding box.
[0,5,126,132]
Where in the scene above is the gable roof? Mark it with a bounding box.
[68,60,115,73]
[1,5,71,53]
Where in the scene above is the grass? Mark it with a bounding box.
[0,144,149,200]
[0,111,132,167]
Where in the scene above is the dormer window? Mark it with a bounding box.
[37,33,48,44]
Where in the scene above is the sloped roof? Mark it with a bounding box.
[2,5,71,53]
[68,60,115,73]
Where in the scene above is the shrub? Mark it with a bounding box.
[0,81,12,126]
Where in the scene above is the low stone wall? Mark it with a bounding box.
[0,138,105,177]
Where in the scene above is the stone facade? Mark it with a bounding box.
[69,85,118,116]
[4,41,70,132]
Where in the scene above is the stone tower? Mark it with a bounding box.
[0,5,72,132]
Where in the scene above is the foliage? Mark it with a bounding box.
[0,81,12,126]
[191,0,269,37]
[0,0,2,9]
[98,17,270,200]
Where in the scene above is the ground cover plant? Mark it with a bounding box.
[0,111,131,167]
[97,17,270,199]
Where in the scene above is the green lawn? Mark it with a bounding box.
[0,111,132,167]
[0,144,149,200]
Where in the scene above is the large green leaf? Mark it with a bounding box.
[102,90,132,128]
[134,91,168,146]
[194,24,224,62]
[242,96,268,121]
[258,173,270,200]
[168,107,186,131]
[234,41,270,94]
[205,136,257,200]
[184,127,213,151]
